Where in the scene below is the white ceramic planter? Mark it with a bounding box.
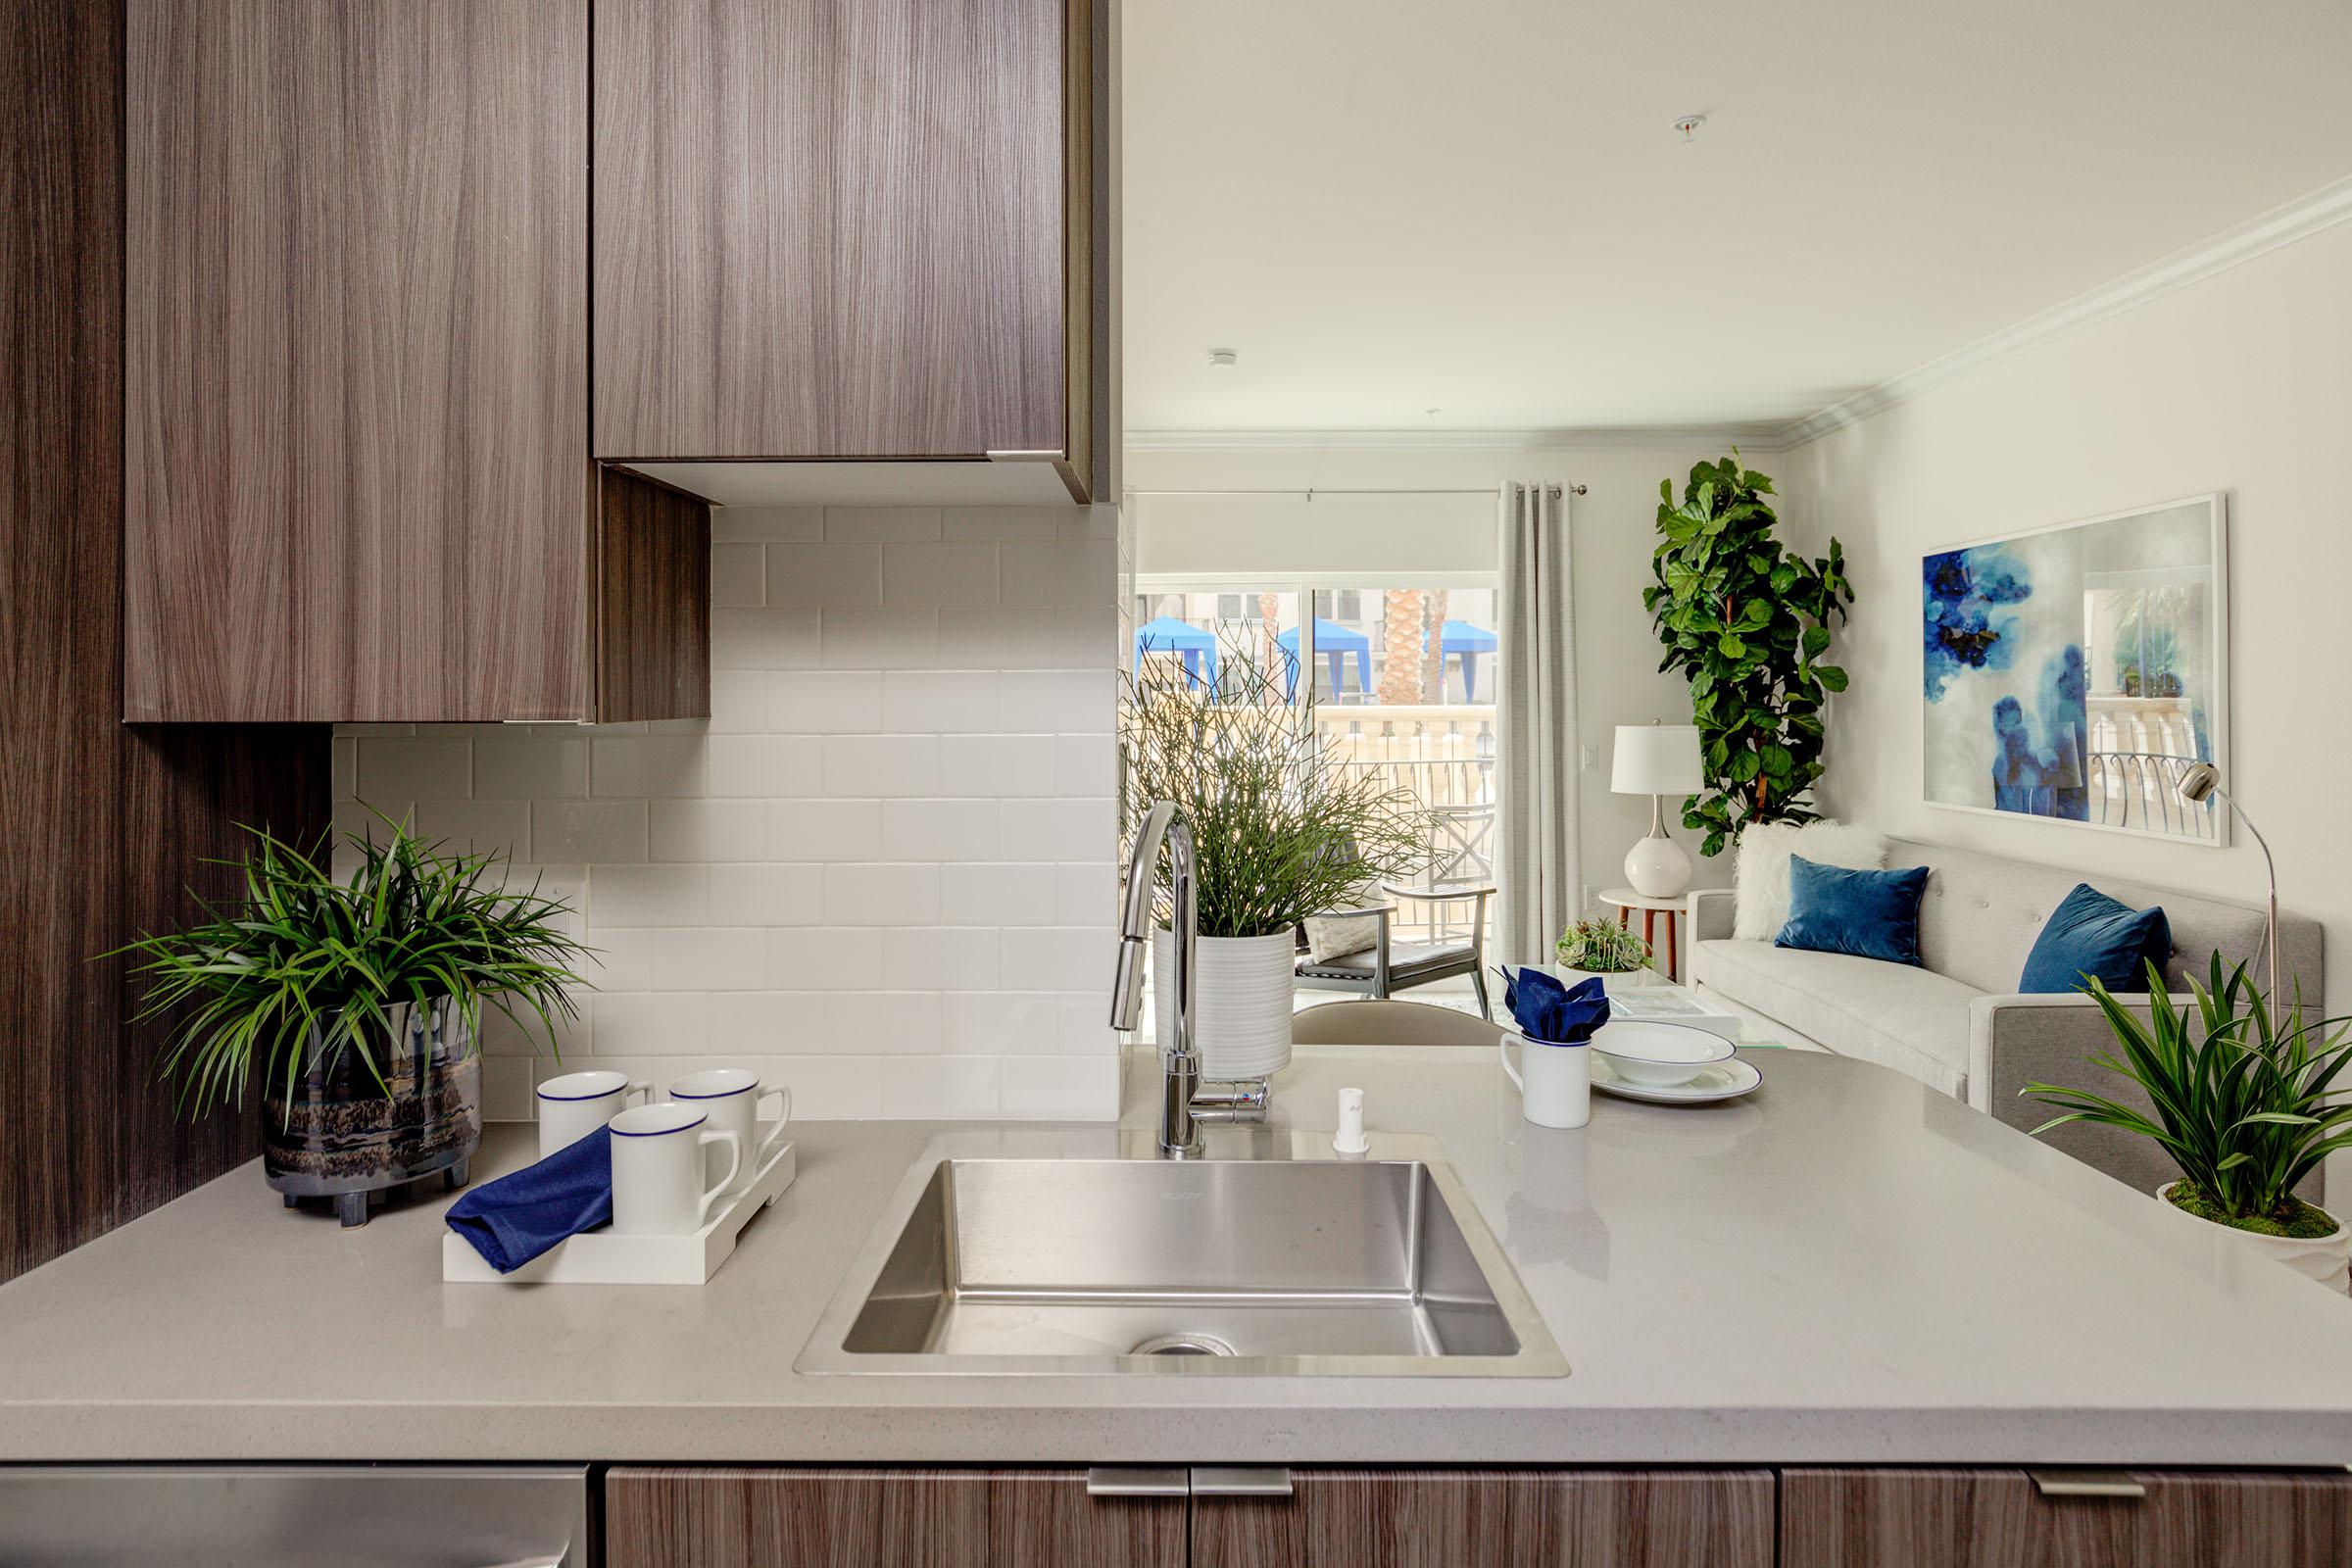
[1549,963,1660,995]
[1152,928,1294,1081]
[2156,1182,2351,1294]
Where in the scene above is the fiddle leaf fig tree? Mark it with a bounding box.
[1643,456,1854,857]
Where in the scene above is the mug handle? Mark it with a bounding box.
[624,1079,653,1108]
[695,1130,743,1226]
[1498,1033,1524,1093]
[755,1083,794,1164]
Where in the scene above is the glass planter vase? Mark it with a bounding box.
[262,995,481,1228]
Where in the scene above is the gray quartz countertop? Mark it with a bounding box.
[1,1046,2348,1464]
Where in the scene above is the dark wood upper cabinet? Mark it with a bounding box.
[606,1467,1186,1568]
[123,0,708,723]
[1781,1467,2352,1568]
[592,0,1109,501]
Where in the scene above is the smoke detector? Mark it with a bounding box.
[1206,348,1239,368]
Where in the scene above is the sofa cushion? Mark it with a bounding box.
[1733,820,1888,940]
[1693,938,1985,1097]
[2018,882,2172,995]
[1778,857,1930,965]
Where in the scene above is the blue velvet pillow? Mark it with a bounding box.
[2018,883,2171,995]
[1776,855,1930,965]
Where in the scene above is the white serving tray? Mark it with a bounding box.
[442,1137,796,1286]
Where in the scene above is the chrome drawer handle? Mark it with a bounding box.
[1194,1466,1294,1498]
[1087,1467,1190,1498]
[2030,1469,2147,1499]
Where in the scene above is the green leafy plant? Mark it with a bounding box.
[1122,634,1429,937]
[2023,956,2349,1239]
[114,819,594,1118]
[1553,917,1651,974]
[1644,456,1853,856]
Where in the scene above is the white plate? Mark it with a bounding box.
[1591,1051,1762,1104]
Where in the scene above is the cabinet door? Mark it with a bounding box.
[605,1467,1186,1568]
[1190,1468,1774,1568]
[593,0,1069,466]
[1781,1467,2352,1568]
[125,0,591,721]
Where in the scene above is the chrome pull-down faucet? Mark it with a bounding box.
[1109,802,1272,1158]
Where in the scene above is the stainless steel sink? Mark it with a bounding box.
[796,1132,1566,1377]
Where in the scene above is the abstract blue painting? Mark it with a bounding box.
[1922,497,2228,844]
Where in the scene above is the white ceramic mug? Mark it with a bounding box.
[535,1070,653,1159]
[668,1068,793,1194]
[1499,1030,1592,1130]
[608,1102,741,1236]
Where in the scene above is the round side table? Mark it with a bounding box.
[1597,886,1688,983]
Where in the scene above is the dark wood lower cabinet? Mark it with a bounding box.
[604,1468,1186,1568]
[1190,1468,1774,1568]
[1782,1467,2352,1568]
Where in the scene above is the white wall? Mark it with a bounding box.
[333,504,1122,1123]
[1782,219,2352,1017]
[1124,442,1786,908]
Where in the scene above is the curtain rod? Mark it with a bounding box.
[1125,484,1586,499]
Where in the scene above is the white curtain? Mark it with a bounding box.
[1496,481,1579,965]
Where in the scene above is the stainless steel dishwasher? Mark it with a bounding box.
[0,1464,589,1566]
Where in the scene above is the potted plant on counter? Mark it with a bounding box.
[1121,635,1427,1080]
[116,820,593,1228]
[1553,917,1658,993]
[2024,955,2351,1292]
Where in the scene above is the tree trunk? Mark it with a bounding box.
[1420,589,1450,702]
[1379,590,1424,705]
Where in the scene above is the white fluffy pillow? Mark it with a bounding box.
[1732,820,1887,941]
[1302,912,1381,963]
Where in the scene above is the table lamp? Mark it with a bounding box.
[1612,722,1703,899]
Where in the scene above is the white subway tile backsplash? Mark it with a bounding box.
[589,862,710,926]
[769,799,883,861]
[941,863,1058,927]
[711,505,823,542]
[474,735,587,799]
[767,927,884,990]
[708,862,824,926]
[767,543,882,607]
[769,671,883,733]
[359,736,469,799]
[882,671,999,732]
[711,608,822,670]
[591,735,708,798]
[532,801,650,863]
[881,541,999,607]
[1000,670,1113,733]
[824,505,941,542]
[651,799,768,862]
[821,607,940,669]
[332,501,1120,1120]
[822,862,942,926]
[710,543,767,607]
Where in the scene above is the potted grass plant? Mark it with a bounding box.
[116,820,593,1228]
[1122,634,1428,1079]
[2024,955,2351,1292]
[1553,917,1658,993]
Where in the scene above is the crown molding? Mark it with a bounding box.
[1779,172,2352,447]
[1121,424,1791,454]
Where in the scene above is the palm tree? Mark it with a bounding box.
[1379,590,1424,705]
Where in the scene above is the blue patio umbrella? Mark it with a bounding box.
[1275,619,1372,701]
[1133,615,1218,689]
[1439,619,1497,700]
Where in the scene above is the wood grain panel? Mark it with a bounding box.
[1191,1468,1775,1568]
[1,0,329,1282]
[593,0,1068,464]
[1781,1467,2352,1568]
[605,1467,1186,1568]
[124,0,591,721]
[597,466,711,723]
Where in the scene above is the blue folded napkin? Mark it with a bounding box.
[445,1127,613,1274]
[1503,968,1612,1045]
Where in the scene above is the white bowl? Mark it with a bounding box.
[1592,1020,1737,1087]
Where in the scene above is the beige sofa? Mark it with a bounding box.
[1688,837,2325,1196]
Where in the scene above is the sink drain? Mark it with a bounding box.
[1130,1333,1236,1358]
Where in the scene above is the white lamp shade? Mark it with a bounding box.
[1611,724,1702,796]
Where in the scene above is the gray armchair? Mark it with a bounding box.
[1297,882,1494,1019]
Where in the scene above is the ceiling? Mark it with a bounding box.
[1121,0,2352,436]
